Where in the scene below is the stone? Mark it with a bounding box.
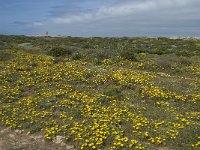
[15,129,23,134]
[66,145,74,149]
[8,134,15,138]
[54,135,64,144]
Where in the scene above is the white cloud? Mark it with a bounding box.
[30,0,200,36]
[40,0,191,25]
[32,22,43,26]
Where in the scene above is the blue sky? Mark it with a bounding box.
[0,0,200,37]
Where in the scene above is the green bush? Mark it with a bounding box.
[178,56,192,65]
[72,52,82,60]
[0,41,6,50]
[47,47,73,57]
[104,85,122,98]
[176,50,191,57]
[0,51,13,61]
[149,48,164,55]
[93,58,102,65]
[120,49,138,61]
[98,95,109,105]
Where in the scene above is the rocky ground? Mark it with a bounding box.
[0,126,75,150]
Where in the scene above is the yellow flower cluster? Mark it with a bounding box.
[0,50,199,149]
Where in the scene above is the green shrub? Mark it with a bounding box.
[98,95,110,105]
[93,49,112,60]
[93,58,102,65]
[149,48,164,55]
[136,53,147,61]
[29,124,42,133]
[0,51,13,61]
[0,41,6,50]
[72,52,82,60]
[120,49,138,61]
[176,50,191,57]
[104,85,122,98]
[47,47,73,57]
[155,54,192,70]
[178,56,192,65]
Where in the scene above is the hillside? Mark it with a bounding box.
[0,35,200,150]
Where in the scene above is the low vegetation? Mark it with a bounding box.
[0,35,199,149]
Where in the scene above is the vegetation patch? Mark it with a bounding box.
[0,35,199,150]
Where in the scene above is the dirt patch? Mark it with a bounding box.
[18,43,34,48]
[157,147,174,150]
[0,126,75,150]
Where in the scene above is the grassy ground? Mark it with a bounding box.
[0,35,199,150]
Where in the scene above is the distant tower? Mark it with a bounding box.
[45,31,48,36]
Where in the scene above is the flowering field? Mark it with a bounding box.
[0,36,200,149]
